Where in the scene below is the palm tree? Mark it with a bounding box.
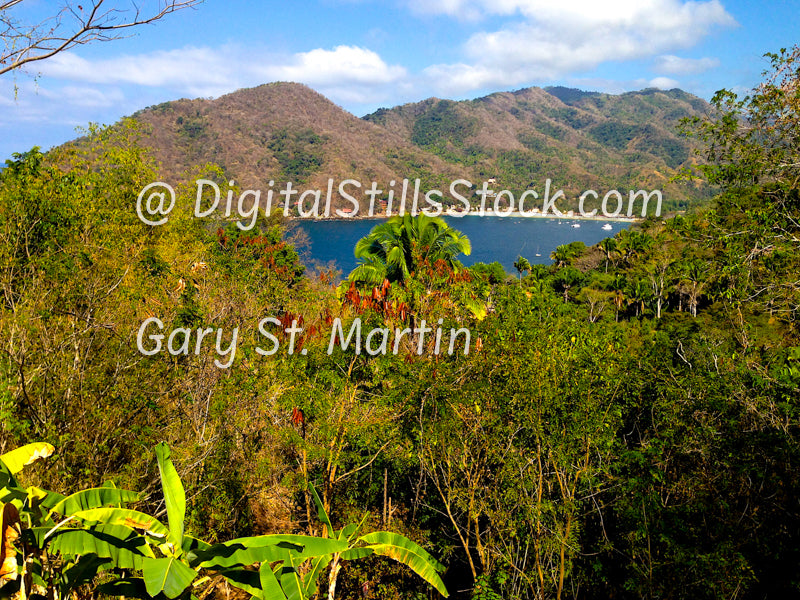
[513,256,532,281]
[677,258,708,317]
[599,238,618,273]
[347,214,472,287]
[553,266,584,303]
[613,288,625,322]
[550,241,585,268]
[625,277,652,317]
[616,230,654,266]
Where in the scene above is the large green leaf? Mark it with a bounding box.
[49,487,140,517]
[194,543,293,570]
[208,535,348,566]
[259,561,288,600]
[43,525,154,570]
[154,443,186,548]
[194,534,345,569]
[0,443,54,474]
[338,547,375,561]
[220,550,312,600]
[26,486,65,510]
[71,508,169,537]
[232,534,346,556]
[181,534,211,565]
[61,553,112,590]
[302,554,333,598]
[0,485,25,506]
[193,539,302,569]
[308,484,332,535]
[358,531,442,569]
[219,568,262,597]
[276,554,304,600]
[142,556,197,599]
[1,460,22,495]
[357,532,448,597]
[95,577,150,599]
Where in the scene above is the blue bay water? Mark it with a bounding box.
[295,216,629,274]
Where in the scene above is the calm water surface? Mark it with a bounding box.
[296,216,629,274]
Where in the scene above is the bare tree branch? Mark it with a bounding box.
[0,0,202,77]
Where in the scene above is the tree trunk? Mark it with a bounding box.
[328,554,341,600]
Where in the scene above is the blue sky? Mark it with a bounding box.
[2,0,798,160]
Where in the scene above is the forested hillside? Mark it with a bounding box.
[364,85,714,212]
[1,47,799,600]
[126,82,713,215]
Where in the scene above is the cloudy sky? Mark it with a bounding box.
[2,0,798,160]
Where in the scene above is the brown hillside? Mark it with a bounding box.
[124,82,713,216]
[132,82,469,213]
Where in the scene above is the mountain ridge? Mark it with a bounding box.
[127,81,713,215]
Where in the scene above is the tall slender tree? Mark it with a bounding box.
[513,256,531,282]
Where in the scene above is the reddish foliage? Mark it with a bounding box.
[342,279,410,322]
[291,406,305,425]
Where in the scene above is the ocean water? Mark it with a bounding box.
[294,216,629,274]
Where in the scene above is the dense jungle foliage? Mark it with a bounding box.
[1,47,799,599]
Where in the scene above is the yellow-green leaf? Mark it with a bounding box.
[0,443,55,474]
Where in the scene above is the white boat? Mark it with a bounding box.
[571,222,581,228]
[602,223,613,231]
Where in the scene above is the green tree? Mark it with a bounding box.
[552,266,584,302]
[347,214,471,288]
[550,241,585,268]
[676,257,708,317]
[680,46,800,192]
[599,237,618,273]
[513,256,531,281]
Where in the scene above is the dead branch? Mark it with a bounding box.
[0,0,202,77]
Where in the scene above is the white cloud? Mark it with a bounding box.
[37,46,240,97]
[649,76,680,89]
[654,55,720,74]
[417,0,736,93]
[421,63,513,95]
[258,46,406,86]
[409,0,734,24]
[39,85,125,108]
[35,44,407,105]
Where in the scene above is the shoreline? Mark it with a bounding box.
[286,210,642,223]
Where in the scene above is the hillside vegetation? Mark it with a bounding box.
[129,82,714,215]
[366,85,714,212]
[1,47,799,600]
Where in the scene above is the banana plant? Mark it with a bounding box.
[1,442,148,599]
[197,483,450,600]
[128,443,449,599]
[300,485,449,600]
[2,442,449,599]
